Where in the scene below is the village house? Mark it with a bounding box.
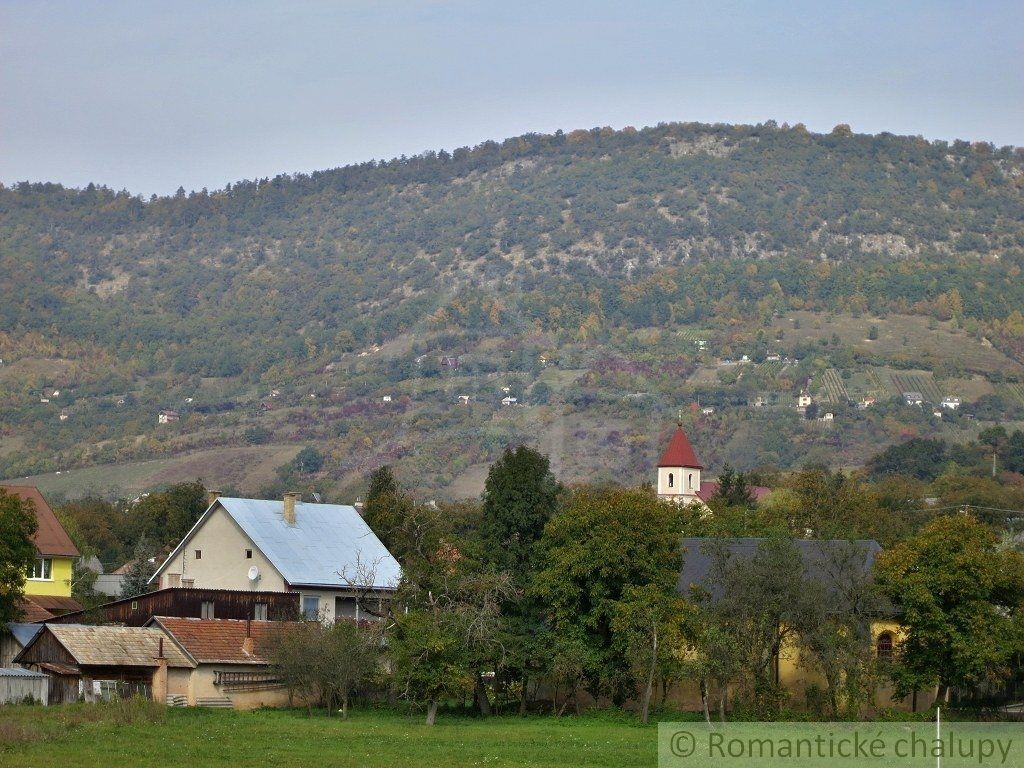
[903,391,924,407]
[158,409,180,424]
[796,391,812,408]
[941,396,962,410]
[1,485,80,611]
[149,493,401,623]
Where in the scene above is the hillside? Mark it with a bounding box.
[2,121,1024,500]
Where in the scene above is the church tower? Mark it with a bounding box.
[657,422,703,503]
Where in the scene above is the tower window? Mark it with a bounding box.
[668,473,674,488]
[688,473,694,490]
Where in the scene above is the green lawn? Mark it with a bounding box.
[0,704,659,768]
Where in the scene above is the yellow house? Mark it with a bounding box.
[2,485,79,598]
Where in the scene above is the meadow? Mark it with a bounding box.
[0,702,659,768]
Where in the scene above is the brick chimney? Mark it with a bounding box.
[283,492,300,525]
[205,489,221,507]
[242,617,254,657]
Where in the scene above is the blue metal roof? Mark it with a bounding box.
[218,497,401,590]
[0,666,47,677]
[5,623,43,648]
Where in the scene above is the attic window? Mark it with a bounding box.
[245,549,253,559]
[131,601,139,610]
[201,601,215,619]
[254,603,268,621]
[194,549,202,560]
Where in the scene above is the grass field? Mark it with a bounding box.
[0,703,658,768]
[9,443,301,500]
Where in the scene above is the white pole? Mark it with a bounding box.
[936,706,941,768]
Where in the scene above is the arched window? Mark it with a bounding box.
[876,632,894,661]
[687,473,694,490]
[668,473,674,488]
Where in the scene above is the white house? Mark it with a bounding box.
[700,406,715,415]
[941,396,961,410]
[458,395,471,405]
[797,392,812,408]
[149,494,401,623]
[158,410,180,424]
[903,392,924,407]
[501,396,518,406]
[382,395,392,403]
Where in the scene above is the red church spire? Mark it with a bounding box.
[658,423,703,469]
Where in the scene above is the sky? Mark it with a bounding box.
[2,1,1023,196]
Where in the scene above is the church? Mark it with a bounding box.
[655,422,771,505]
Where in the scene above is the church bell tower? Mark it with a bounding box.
[657,421,703,503]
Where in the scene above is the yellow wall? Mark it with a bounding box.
[24,556,74,597]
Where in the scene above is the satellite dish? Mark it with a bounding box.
[247,565,261,582]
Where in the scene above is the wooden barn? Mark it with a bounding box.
[14,624,193,703]
[45,587,299,627]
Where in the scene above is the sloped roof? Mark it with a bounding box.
[19,624,193,668]
[154,497,401,590]
[658,426,703,469]
[29,595,82,615]
[695,480,772,503]
[677,537,881,599]
[0,667,47,678]
[1,485,79,557]
[4,623,43,648]
[17,598,54,623]
[150,617,300,664]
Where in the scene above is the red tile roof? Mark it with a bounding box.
[1,485,80,557]
[150,617,301,664]
[17,597,55,623]
[695,480,772,503]
[658,426,704,469]
[28,595,82,615]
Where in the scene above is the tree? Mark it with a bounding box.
[118,537,159,599]
[868,324,879,340]
[480,445,561,715]
[533,487,687,704]
[610,584,684,724]
[293,446,325,475]
[481,445,560,575]
[316,619,380,717]
[0,489,38,624]
[711,464,754,508]
[875,515,1024,703]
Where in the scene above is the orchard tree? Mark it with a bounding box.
[0,489,38,624]
[875,515,1024,703]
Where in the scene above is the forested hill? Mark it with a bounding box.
[3,121,1024,497]
[3,122,1024,378]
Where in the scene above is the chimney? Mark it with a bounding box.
[283,492,300,525]
[206,489,221,507]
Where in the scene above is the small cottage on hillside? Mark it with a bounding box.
[150,494,401,622]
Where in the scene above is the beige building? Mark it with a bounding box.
[150,494,401,623]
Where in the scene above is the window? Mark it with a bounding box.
[668,473,674,488]
[687,473,694,490]
[876,632,894,661]
[245,549,253,559]
[254,603,268,621]
[201,601,215,619]
[194,549,202,560]
[29,558,52,580]
[302,595,320,619]
[131,601,139,610]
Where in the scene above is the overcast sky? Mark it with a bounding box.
[2,1,1022,196]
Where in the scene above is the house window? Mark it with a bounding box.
[29,558,52,580]
[254,603,268,621]
[668,473,674,488]
[245,549,253,559]
[201,600,216,619]
[876,631,894,660]
[302,595,320,619]
[194,549,202,560]
[131,601,139,610]
[687,473,694,490]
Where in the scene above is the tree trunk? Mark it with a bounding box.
[426,699,438,726]
[474,674,492,716]
[641,626,658,725]
[342,692,348,720]
[718,683,727,723]
[700,678,711,726]
[519,673,528,716]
